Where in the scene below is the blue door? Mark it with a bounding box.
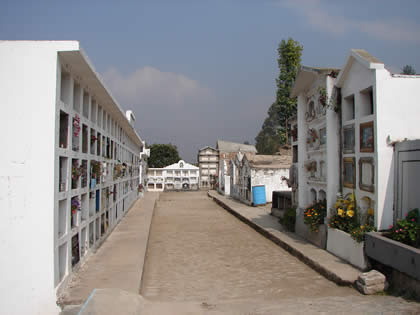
[252,185,266,206]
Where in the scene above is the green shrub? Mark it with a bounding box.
[388,209,420,248]
[280,206,296,232]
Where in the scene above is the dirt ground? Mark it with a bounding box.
[140,191,420,314]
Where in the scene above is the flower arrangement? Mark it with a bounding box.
[328,193,358,233]
[73,114,81,137]
[318,87,328,107]
[387,208,420,248]
[71,197,80,215]
[304,199,326,232]
[91,161,102,180]
[114,164,123,180]
[306,128,320,149]
[329,193,376,243]
[304,160,317,173]
[72,160,82,182]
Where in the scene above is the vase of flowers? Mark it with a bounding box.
[304,199,327,232]
[71,197,80,228]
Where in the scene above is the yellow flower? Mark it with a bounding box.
[347,210,355,217]
[348,204,354,211]
[367,208,374,216]
[334,201,341,208]
[337,208,344,216]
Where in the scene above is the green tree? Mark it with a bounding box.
[256,38,302,154]
[402,65,416,75]
[148,143,181,168]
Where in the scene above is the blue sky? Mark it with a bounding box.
[1,0,419,162]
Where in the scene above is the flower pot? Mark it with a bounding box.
[327,227,368,270]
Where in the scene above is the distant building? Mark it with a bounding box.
[216,140,257,195]
[147,160,199,191]
[197,146,219,189]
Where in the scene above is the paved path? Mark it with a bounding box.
[59,192,159,307]
[208,190,361,286]
[140,191,420,314]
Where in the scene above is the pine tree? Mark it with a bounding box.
[256,38,302,154]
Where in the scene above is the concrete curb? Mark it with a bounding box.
[138,195,159,293]
[208,191,359,287]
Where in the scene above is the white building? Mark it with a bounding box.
[139,141,150,193]
[216,140,257,195]
[291,67,340,247]
[197,146,219,189]
[0,41,145,314]
[230,153,292,206]
[335,49,420,230]
[147,160,199,191]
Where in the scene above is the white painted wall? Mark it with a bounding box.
[296,72,339,217]
[251,168,290,202]
[0,41,146,315]
[0,41,75,315]
[297,93,308,210]
[375,71,420,229]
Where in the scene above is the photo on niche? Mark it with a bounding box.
[360,121,374,152]
[343,157,355,188]
[359,157,374,192]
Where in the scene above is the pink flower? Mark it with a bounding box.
[400,229,403,232]
[396,230,399,233]
[389,224,393,229]
[412,219,415,222]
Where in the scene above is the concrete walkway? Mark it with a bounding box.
[59,192,159,310]
[208,190,361,286]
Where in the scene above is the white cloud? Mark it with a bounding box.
[276,0,420,43]
[102,66,211,108]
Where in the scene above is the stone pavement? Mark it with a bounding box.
[208,190,362,286]
[61,191,420,314]
[140,191,420,314]
[59,192,159,310]
[141,192,354,302]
